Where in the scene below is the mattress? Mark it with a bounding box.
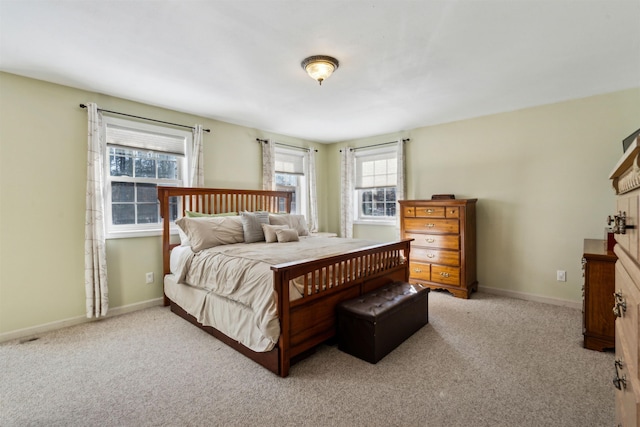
[165,236,379,352]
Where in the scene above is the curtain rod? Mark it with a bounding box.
[79,104,210,133]
[256,138,318,152]
[340,138,409,152]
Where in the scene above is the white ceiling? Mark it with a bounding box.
[1,0,638,143]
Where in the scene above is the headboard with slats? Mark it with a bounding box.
[157,186,292,279]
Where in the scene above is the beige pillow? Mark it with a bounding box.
[269,213,309,236]
[276,228,299,243]
[240,211,270,243]
[175,216,244,252]
[262,224,289,243]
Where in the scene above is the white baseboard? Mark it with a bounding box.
[0,298,164,344]
[480,286,581,310]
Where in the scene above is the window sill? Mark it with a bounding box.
[106,228,178,240]
[353,219,397,227]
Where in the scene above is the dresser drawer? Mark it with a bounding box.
[403,206,416,217]
[414,206,445,218]
[404,233,460,250]
[412,247,460,266]
[616,194,639,262]
[404,218,459,234]
[409,262,431,281]
[615,326,640,426]
[445,207,459,218]
[431,265,460,286]
[614,259,640,380]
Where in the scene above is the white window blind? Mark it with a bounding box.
[275,149,304,175]
[106,124,186,156]
[355,147,397,189]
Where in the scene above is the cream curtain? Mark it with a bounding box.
[305,149,318,232]
[84,103,108,318]
[261,139,275,191]
[189,124,204,187]
[396,139,406,237]
[340,147,355,238]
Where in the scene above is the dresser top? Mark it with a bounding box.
[399,199,477,206]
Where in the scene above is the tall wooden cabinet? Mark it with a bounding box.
[581,238,616,351]
[610,135,640,426]
[399,199,477,299]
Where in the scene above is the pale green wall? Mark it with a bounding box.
[328,88,640,302]
[0,72,322,335]
[1,70,638,337]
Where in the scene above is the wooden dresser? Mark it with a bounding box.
[581,238,616,351]
[610,135,640,426]
[399,199,477,298]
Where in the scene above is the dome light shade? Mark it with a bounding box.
[301,55,339,85]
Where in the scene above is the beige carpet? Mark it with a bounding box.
[0,291,614,426]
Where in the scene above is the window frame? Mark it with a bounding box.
[353,146,398,225]
[103,116,192,239]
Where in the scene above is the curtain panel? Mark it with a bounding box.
[262,139,275,191]
[84,103,109,318]
[340,148,355,238]
[189,124,204,187]
[305,149,318,232]
[396,139,406,238]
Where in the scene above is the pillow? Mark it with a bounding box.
[269,213,309,236]
[261,224,289,243]
[240,211,270,243]
[276,228,299,243]
[289,214,310,236]
[175,216,244,252]
[185,211,237,218]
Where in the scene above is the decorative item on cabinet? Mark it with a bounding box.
[399,198,477,299]
[609,133,640,426]
[581,238,616,351]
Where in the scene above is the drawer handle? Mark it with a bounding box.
[426,209,434,214]
[426,223,435,228]
[413,268,423,273]
[425,238,435,243]
[613,290,627,318]
[607,211,635,235]
[427,253,435,258]
[439,272,450,278]
[613,359,627,390]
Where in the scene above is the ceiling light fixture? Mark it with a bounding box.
[301,55,339,86]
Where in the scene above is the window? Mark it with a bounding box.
[274,147,306,215]
[354,146,397,222]
[104,117,191,238]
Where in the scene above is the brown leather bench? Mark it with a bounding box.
[336,281,429,363]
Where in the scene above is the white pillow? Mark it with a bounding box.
[276,228,299,243]
[175,216,244,252]
[269,213,309,236]
[262,224,289,243]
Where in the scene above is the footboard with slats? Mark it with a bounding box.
[158,186,411,377]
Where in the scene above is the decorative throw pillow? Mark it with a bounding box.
[175,216,244,252]
[240,211,270,243]
[262,224,289,243]
[276,228,299,243]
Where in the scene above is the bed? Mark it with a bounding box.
[158,186,412,377]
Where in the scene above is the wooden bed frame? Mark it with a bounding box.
[158,186,411,377]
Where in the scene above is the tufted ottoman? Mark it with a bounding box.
[336,281,429,364]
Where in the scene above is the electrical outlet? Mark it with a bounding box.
[145,272,154,284]
[556,270,566,282]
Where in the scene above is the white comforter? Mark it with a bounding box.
[171,236,378,352]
